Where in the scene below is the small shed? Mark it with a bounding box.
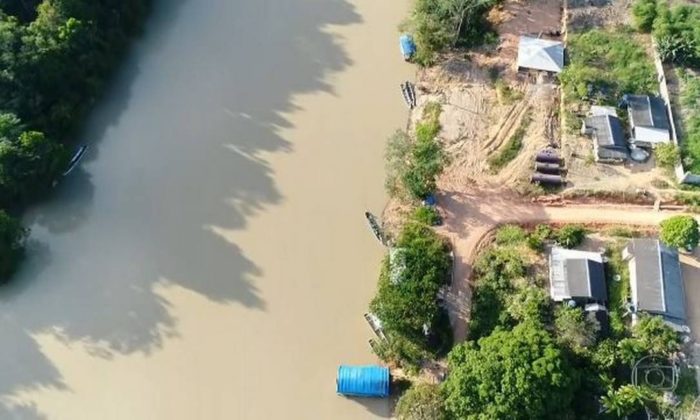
[516,37,564,73]
[624,94,671,147]
[336,365,390,398]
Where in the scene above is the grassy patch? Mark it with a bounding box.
[559,29,656,129]
[678,71,700,173]
[604,244,631,338]
[488,112,532,172]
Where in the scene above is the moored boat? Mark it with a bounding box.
[62,145,88,176]
[364,211,386,245]
[400,82,413,109]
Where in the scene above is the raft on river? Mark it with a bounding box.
[336,365,390,398]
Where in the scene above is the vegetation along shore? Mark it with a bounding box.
[366,0,700,417]
[0,1,150,281]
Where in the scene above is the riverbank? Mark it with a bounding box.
[0,0,413,418]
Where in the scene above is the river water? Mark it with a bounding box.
[0,0,412,418]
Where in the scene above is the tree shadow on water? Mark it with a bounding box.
[0,0,362,415]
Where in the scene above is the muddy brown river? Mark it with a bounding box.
[0,0,412,418]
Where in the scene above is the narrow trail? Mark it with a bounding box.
[436,187,690,342]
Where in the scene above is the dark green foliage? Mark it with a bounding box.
[406,0,498,66]
[395,383,446,420]
[559,29,656,106]
[0,209,26,281]
[411,206,441,226]
[555,224,586,249]
[554,306,596,354]
[660,215,700,251]
[370,223,452,362]
[632,0,658,32]
[443,321,579,420]
[0,112,66,206]
[468,247,526,339]
[387,104,445,200]
[601,384,656,417]
[652,2,700,66]
[0,0,150,282]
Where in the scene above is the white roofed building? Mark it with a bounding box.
[517,36,565,73]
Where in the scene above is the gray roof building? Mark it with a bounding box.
[623,239,688,330]
[625,95,671,146]
[582,114,628,162]
[549,247,607,302]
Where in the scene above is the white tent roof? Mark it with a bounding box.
[517,36,564,73]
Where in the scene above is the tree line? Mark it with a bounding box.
[0,0,150,281]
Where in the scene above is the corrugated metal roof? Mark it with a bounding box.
[625,239,686,323]
[627,95,670,130]
[549,248,606,301]
[336,365,390,398]
[517,37,564,73]
[583,114,628,161]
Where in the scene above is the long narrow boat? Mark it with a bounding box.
[364,312,387,340]
[62,145,88,176]
[405,81,417,108]
[400,83,413,109]
[364,211,385,245]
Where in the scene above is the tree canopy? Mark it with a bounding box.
[395,383,446,420]
[370,222,452,362]
[443,321,579,420]
[660,215,700,251]
[0,0,150,281]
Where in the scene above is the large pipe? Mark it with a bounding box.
[535,162,561,174]
[531,172,564,185]
[535,150,561,164]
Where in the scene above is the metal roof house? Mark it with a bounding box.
[581,114,628,163]
[549,247,607,303]
[517,37,564,73]
[622,239,688,332]
[624,94,671,147]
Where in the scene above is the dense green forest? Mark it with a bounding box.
[0,0,150,280]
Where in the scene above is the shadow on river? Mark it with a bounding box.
[0,0,391,417]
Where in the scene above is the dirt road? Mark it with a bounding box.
[437,187,689,342]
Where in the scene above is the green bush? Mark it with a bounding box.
[554,306,597,354]
[443,322,579,419]
[555,224,586,249]
[412,206,441,226]
[406,0,498,66]
[370,223,452,359]
[495,224,527,245]
[659,215,700,251]
[395,383,446,420]
[0,210,27,282]
[655,143,681,169]
[632,0,658,32]
[559,30,656,107]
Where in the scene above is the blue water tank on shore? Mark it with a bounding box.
[336,365,390,398]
